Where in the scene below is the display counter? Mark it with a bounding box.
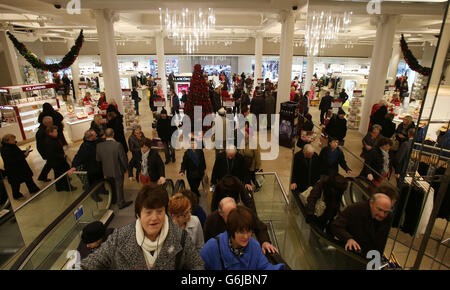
[64,103,98,142]
[0,83,59,141]
[65,116,94,142]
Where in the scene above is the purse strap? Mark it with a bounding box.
[215,236,226,270]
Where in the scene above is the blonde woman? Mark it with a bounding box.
[168,193,204,252]
[90,114,107,139]
[395,115,415,144]
[240,128,262,191]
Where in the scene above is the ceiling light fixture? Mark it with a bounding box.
[159,7,215,54]
[304,10,352,56]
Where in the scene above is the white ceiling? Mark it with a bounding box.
[0,0,447,48]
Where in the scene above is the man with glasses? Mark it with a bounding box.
[329,186,398,256]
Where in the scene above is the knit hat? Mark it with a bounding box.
[160,108,167,115]
[338,108,346,115]
[81,221,106,244]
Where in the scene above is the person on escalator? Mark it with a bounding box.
[200,205,285,270]
[138,137,165,187]
[304,174,348,230]
[290,144,320,194]
[179,138,206,197]
[329,186,398,256]
[181,189,207,228]
[204,197,278,256]
[77,221,114,259]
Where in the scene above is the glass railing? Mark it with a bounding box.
[253,172,369,269]
[0,172,113,270]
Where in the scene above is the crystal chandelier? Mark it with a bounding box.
[304,10,352,56]
[159,8,216,54]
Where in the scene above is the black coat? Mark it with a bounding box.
[43,135,70,172]
[149,93,157,112]
[35,125,48,159]
[1,143,33,184]
[38,109,67,145]
[318,146,350,176]
[250,95,265,115]
[329,201,392,256]
[211,152,250,186]
[380,119,396,138]
[180,149,206,180]
[325,116,347,141]
[371,105,387,126]
[71,138,104,177]
[211,176,256,213]
[156,116,176,142]
[396,122,415,143]
[319,95,333,112]
[339,92,349,103]
[291,151,320,193]
[107,115,128,153]
[359,147,387,182]
[138,150,165,182]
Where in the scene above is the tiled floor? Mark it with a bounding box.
[1,95,448,269]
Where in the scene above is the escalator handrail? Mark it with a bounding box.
[162,179,174,197]
[174,179,186,195]
[10,178,112,270]
[292,191,370,266]
[14,170,88,213]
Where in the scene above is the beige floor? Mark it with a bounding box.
[1,96,448,269]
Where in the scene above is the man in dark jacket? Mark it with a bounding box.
[131,88,141,116]
[381,113,396,138]
[338,89,349,103]
[319,91,333,125]
[69,130,104,201]
[325,108,348,144]
[36,116,54,182]
[44,126,76,192]
[329,192,394,256]
[204,197,278,255]
[264,90,276,130]
[250,92,265,130]
[290,144,321,194]
[170,89,180,116]
[318,138,352,177]
[156,109,176,164]
[179,139,206,197]
[211,147,251,191]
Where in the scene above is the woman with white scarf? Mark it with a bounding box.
[359,137,393,186]
[81,185,204,270]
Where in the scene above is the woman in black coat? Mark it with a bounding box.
[359,137,393,185]
[38,102,67,146]
[324,108,347,144]
[1,134,40,199]
[106,111,128,153]
[43,126,75,192]
[318,138,352,177]
[179,139,206,197]
[137,138,165,186]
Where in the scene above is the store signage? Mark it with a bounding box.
[331,100,343,108]
[0,105,14,110]
[122,89,131,96]
[155,78,162,85]
[74,205,84,223]
[174,76,191,82]
[353,90,363,98]
[389,86,395,91]
[78,82,87,89]
[154,98,165,107]
[0,88,9,93]
[22,83,57,92]
[257,78,264,84]
[223,98,235,108]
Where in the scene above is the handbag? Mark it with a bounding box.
[300,186,326,217]
[255,170,265,188]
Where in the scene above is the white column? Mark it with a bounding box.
[254,32,263,90]
[155,32,169,112]
[304,54,314,93]
[276,10,295,113]
[387,35,401,85]
[67,38,80,100]
[421,41,435,68]
[359,15,398,135]
[95,9,123,112]
[0,31,23,85]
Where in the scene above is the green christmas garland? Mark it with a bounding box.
[7,30,84,73]
[400,34,431,76]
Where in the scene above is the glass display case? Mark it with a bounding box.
[0,83,59,141]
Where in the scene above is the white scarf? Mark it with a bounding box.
[380,147,390,175]
[141,149,150,176]
[135,215,169,269]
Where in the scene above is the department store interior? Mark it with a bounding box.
[0,0,449,272]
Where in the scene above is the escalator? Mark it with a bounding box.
[253,172,371,269]
[0,174,178,270]
[0,171,114,270]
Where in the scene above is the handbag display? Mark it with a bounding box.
[299,186,326,217]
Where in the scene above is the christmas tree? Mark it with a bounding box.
[184,64,213,133]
